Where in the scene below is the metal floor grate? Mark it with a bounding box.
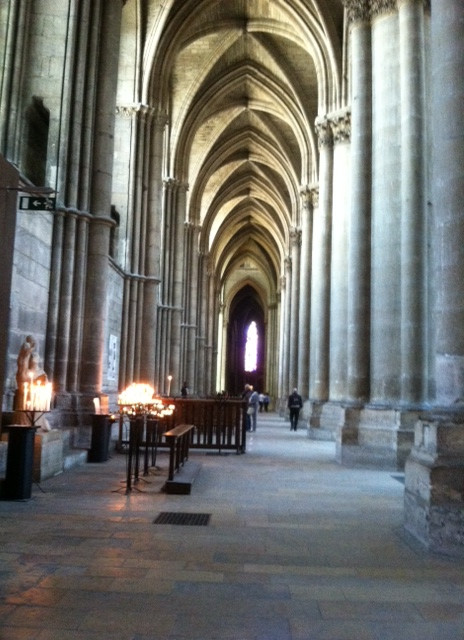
[153,512,211,526]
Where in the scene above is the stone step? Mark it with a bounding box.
[63,448,88,471]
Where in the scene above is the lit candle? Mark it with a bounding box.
[167,375,172,396]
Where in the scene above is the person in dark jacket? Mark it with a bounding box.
[287,388,303,431]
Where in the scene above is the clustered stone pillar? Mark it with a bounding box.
[345,3,371,403]
[431,0,464,405]
[399,0,428,404]
[184,222,200,394]
[297,187,313,397]
[139,109,165,383]
[309,118,333,400]
[404,0,464,556]
[370,0,402,403]
[80,0,123,399]
[169,181,189,389]
[54,211,77,392]
[288,227,301,389]
[277,275,287,401]
[267,300,279,401]
[281,258,292,400]
[329,109,351,401]
[0,158,18,426]
[338,0,429,469]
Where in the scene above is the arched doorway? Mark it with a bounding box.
[226,285,265,396]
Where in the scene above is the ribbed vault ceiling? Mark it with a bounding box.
[146,0,344,308]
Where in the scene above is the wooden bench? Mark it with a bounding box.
[162,424,200,494]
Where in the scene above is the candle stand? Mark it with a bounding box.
[116,384,175,494]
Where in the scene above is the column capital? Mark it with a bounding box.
[371,0,397,19]
[163,177,178,192]
[184,220,200,231]
[116,103,154,118]
[310,186,319,209]
[344,0,407,23]
[289,227,301,247]
[343,0,371,24]
[315,116,334,149]
[397,0,430,9]
[299,186,313,210]
[329,108,351,143]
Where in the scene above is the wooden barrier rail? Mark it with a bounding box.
[117,398,247,455]
[167,398,247,454]
[163,423,194,481]
[162,424,199,494]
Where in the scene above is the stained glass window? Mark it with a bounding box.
[244,321,258,372]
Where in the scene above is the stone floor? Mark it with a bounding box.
[0,412,463,640]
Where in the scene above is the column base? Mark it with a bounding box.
[336,405,418,470]
[404,412,464,557]
[308,401,343,441]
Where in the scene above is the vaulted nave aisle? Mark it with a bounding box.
[1,413,463,640]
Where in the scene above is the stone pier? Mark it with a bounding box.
[404,413,464,556]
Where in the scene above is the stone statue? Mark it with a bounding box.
[16,335,36,387]
[13,336,49,422]
[16,335,48,387]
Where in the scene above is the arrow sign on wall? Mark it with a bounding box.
[19,196,56,211]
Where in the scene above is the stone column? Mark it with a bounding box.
[54,211,77,391]
[399,0,428,404]
[186,223,200,393]
[0,1,27,157]
[44,211,65,380]
[169,182,188,389]
[139,109,165,382]
[297,187,313,397]
[205,264,216,394]
[80,0,122,396]
[432,0,464,405]
[267,301,279,400]
[67,213,89,392]
[370,1,402,403]
[289,227,301,389]
[196,253,209,394]
[329,109,351,400]
[309,118,333,400]
[0,157,18,423]
[277,275,286,401]
[282,258,292,397]
[344,1,372,402]
[403,1,464,556]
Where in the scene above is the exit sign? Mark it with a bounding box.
[19,196,56,211]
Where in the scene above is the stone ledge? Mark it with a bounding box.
[163,460,202,495]
[33,430,63,482]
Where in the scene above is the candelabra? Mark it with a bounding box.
[117,384,175,493]
[17,375,53,426]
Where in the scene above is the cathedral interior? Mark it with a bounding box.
[0,0,463,557]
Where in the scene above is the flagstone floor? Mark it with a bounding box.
[0,412,463,640]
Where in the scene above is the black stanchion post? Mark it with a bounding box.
[88,414,111,463]
[3,425,37,500]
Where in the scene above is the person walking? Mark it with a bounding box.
[287,388,303,431]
